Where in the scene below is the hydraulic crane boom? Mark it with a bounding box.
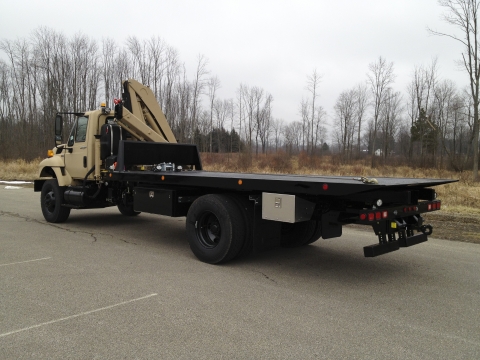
[114,79,177,143]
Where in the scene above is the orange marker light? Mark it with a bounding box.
[238,179,243,185]
[47,150,54,158]
[161,176,165,181]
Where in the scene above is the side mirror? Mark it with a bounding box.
[114,102,123,120]
[55,114,63,146]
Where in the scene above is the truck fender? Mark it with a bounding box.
[38,167,72,186]
[34,166,72,191]
[38,157,72,187]
[38,157,71,186]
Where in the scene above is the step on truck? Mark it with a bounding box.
[34,79,456,264]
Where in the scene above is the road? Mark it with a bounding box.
[1,186,479,359]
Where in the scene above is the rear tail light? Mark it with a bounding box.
[360,200,441,222]
[428,201,441,211]
[361,210,389,222]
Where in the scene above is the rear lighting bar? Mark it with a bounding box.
[359,200,441,222]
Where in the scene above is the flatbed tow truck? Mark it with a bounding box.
[35,79,456,264]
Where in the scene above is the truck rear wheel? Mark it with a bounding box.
[117,202,141,216]
[41,179,71,223]
[227,194,254,258]
[280,220,321,247]
[186,194,246,264]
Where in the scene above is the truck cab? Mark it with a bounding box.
[39,108,115,185]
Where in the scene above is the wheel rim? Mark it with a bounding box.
[44,189,56,213]
[196,211,221,248]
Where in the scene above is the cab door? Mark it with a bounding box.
[64,116,90,179]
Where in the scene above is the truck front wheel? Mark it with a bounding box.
[186,194,246,264]
[41,179,71,223]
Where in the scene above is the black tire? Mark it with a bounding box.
[40,179,71,223]
[186,194,246,264]
[303,220,322,245]
[280,220,320,247]
[227,194,254,258]
[117,202,141,216]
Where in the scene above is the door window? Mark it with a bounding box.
[67,116,88,146]
[75,116,88,142]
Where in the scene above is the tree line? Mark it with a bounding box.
[0,27,327,161]
[333,56,475,172]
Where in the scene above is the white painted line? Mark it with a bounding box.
[0,293,158,338]
[0,181,32,184]
[0,257,52,267]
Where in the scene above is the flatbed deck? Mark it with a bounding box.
[111,169,455,197]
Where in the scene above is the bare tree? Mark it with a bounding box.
[271,118,284,152]
[207,75,221,152]
[354,83,369,155]
[213,98,230,152]
[406,59,438,162]
[429,0,480,179]
[334,88,357,160]
[284,121,303,155]
[367,56,396,166]
[306,69,322,154]
[190,54,209,144]
[379,89,403,162]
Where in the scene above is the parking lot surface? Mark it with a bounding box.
[1,187,479,359]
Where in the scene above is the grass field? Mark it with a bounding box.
[1,154,478,216]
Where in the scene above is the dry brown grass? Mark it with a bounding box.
[2,155,478,217]
[0,158,42,181]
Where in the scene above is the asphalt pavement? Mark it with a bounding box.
[1,186,479,359]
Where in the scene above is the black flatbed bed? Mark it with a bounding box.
[111,169,455,197]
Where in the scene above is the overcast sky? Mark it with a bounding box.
[0,0,468,129]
